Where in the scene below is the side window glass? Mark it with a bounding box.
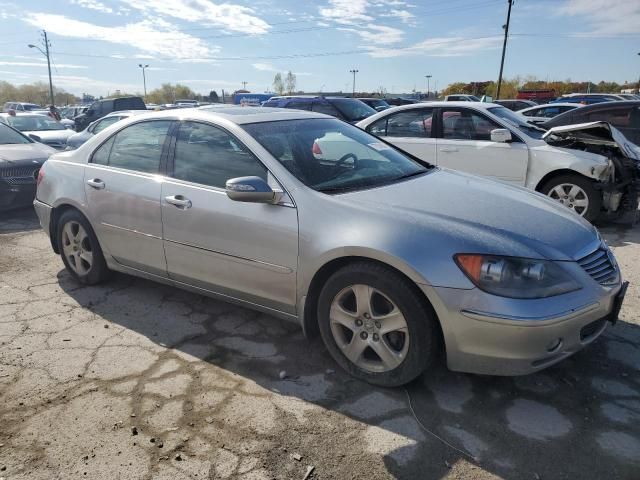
[106,121,172,173]
[311,102,340,117]
[442,109,500,141]
[93,116,121,134]
[385,109,434,138]
[91,137,115,165]
[286,101,312,111]
[368,118,388,136]
[173,122,267,188]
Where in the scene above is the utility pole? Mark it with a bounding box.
[28,30,54,107]
[496,0,513,100]
[425,75,432,99]
[242,81,248,90]
[138,64,149,99]
[350,69,358,97]
[637,52,640,94]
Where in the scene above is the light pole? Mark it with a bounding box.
[425,75,432,99]
[28,30,54,107]
[637,52,640,94]
[138,64,149,99]
[350,69,358,97]
[496,0,513,100]
[242,81,248,90]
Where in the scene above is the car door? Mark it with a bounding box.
[435,107,529,185]
[84,119,173,276]
[161,121,299,313]
[365,108,436,161]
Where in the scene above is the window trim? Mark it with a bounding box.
[87,118,176,176]
[166,120,273,192]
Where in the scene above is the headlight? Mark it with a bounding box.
[454,254,581,299]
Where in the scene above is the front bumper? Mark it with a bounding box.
[423,275,624,376]
[0,181,37,211]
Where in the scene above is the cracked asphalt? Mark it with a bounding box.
[1,207,639,480]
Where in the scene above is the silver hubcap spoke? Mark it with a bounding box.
[329,284,410,373]
[548,183,589,216]
[62,221,93,276]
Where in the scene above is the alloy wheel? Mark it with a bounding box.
[61,221,93,276]
[547,183,589,216]
[329,284,409,373]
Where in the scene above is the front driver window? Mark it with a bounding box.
[172,121,267,188]
[442,109,500,141]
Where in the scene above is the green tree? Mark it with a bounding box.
[209,90,219,102]
[273,73,284,95]
[146,83,196,104]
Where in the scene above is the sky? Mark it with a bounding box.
[0,0,638,97]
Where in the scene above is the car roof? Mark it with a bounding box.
[118,106,329,125]
[565,100,640,111]
[0,112,49,117]
[102,110,147,118]
[520,103,581,110]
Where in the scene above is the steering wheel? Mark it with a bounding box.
[335,153,358,169]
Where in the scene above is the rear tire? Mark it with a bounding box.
[317,262,437,387]
[541,174,602,222]
[56,209,110,285]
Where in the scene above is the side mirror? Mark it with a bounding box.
[29,134,42,142]
[490,128,512,143]
[225,176,275,203]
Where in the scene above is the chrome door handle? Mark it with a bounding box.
[439,147,458,153]
[86,178,105,189]
[165,195,192,209]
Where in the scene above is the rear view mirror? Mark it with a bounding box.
[490,128,512,143]
[225,176,275,203]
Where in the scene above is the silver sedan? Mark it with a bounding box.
[33,108,627,386]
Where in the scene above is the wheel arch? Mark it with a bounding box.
[301,256,445,352]
[49,202,94,254]
[534,168,594,192]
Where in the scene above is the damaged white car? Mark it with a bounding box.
[356,102,639,222]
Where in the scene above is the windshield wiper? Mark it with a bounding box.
[392,170,429,182]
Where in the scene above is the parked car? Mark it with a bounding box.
[0,121,55,210]
[73,96,147,131]
[66,110,148,150]
[618,94,640,101]
[3,102,43,112]
[517,103,583,124]
[262,96,376,123]
[60,105,88,120]
[541,101,640,146]
[356,102,639,221]
[175,99,199,108]
[551,94,624,105]
[358,98,391,111]
[34,107,627,387]
[493,99,537,111]
[444,94,481,102]
[0,113,75,150]
[384,97,420,106]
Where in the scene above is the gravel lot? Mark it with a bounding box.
[1,207,639,480]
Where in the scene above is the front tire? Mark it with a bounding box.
[56,209,110,285]
[541,174,602,222]
[317,262,437,387]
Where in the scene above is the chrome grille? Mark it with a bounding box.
[577,247,618,285]
[0,166,39,185]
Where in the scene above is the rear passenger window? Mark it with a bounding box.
[172,122,267,188]
[369,109,434,138]
[286,101,312,111]
[90,120,171,173]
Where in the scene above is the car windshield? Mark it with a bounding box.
[243,118,431,193]
[487,106,546,139]
[368,99,389,108]
[22,104,42,111]
[5,115,66,132]
[327,98,377,122]
[0,122,31,144]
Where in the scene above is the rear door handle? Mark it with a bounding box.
[439,147,458,153]
[86,178,105,189]
[165,195,192,209]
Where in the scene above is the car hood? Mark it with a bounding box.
[66,130,93,148]
[339,168,598,261]
[22,129,75,142]
[543,121,640,160]
[0,142,56,163]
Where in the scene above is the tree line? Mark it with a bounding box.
[0,81,81,107]
[441,77,638,99]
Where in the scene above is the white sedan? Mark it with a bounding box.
[517,102,583,125]
[356,102,617,221]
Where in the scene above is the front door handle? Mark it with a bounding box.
[439,147,458,153]
[86,178,105,189]
[165,195,192,209]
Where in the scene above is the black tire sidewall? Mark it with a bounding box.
[56,209,109,285]
[317,263,436,387]
[542,174,602,222]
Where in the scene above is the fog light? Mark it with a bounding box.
[546,337,563,353]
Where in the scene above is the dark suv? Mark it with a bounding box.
[262,96,376,123]
[73,96,146,131]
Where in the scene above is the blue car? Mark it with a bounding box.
[551,94,624,105]
[262,96,376,123]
